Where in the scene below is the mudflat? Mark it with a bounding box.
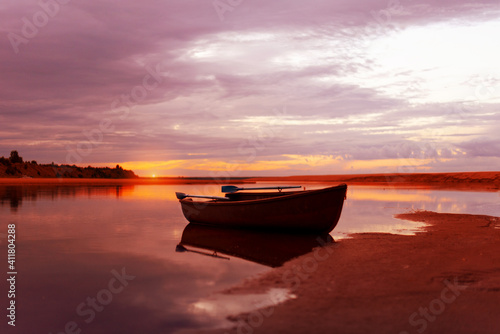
[201,211,500,334]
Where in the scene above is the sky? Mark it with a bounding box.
[1,0,499,177]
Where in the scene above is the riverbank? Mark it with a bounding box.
[199,211,500,334]
[0,177,253,186]
[0,160,137,179]
[252,171,500,191]
[1,171,499,191]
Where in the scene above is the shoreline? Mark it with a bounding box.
[0,177,255,186]
[200,211,500,334]
[0,171,499,191]
[252,171,500,191]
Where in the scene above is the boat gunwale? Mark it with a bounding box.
[179,183,347,207]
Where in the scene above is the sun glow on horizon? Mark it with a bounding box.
[111,154,462,177]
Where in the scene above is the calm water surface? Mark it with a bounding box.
[0,183,498,334]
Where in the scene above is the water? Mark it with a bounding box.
[0,183,498,333]
[335,185,500,238]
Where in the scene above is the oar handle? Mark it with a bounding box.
[221,185,302,193]
[175,192,229,200]
[176,244,230,260]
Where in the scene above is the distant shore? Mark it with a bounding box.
[0,159,137,179]
[201,210,500,334]
[252,171,500,191]
[0,177,254,186]
[1,171,499,191]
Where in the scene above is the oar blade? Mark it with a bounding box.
[221,185,240,193]
[175,244,188,252]
[175,192,187,199]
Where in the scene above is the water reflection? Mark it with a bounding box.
[0,185,132,211]
[0,184,267,334]
[177,223,333,267]
[332,186,500,238]
[7,240,251,334]
[0,183,498,333]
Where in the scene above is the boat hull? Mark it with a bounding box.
[178,184,347,233]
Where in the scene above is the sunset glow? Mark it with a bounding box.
[1,0,499,176]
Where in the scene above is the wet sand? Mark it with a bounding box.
[201,211,500,334]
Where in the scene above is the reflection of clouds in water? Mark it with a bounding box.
[189,288,295,329]
[0,184,267,333]
[348,187,433,202]
[1,184,498,333]
[19,246,159,333]
[13,240,264,334]
[334,186,500,239]
[0,185,134,211]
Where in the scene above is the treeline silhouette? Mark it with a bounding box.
[0,151,138,178]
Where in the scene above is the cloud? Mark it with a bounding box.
[458,138,500,158]
[1,0,500,174]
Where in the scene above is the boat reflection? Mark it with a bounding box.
[0,184,133,211]
[176,223,334,267]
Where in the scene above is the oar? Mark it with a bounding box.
[175,192,229,201]
[221,185,302,193]
[176,244,230,260]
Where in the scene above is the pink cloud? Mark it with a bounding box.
[1,0,499,174]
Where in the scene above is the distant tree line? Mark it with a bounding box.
[0,150,137,178]
[0,150,27,165]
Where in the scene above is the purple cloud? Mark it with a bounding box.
[1,0,499,174]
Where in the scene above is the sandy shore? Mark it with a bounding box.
[200,211,500,334]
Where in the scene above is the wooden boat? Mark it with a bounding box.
[177,223,334,267]
[177,184,347,233]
